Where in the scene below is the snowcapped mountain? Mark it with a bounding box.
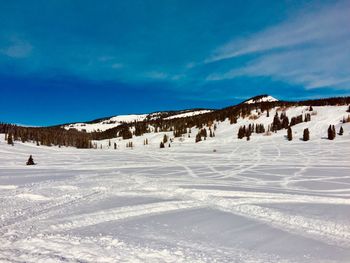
[244,94,279,104]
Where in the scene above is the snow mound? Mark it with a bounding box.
[244,95,278,104]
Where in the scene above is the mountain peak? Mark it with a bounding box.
[243,94,278,104]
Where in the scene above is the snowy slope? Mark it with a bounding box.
[63,110,212,132]
[93,105,349,150]
[164,110,213,120]
[63,114,149,132]
[1,108,350,262]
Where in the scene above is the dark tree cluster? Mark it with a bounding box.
[173,125,187,137]
[119,126,133,139]
[328,125,336,140]
[0,123,92,148]
[271,112,289,132]
[126,141,133,148]
[195,128,208,143]
[134,122,149,136]
[237,125,253,139]
[290,115,304,127]
[255,124,266,134]
[229,116,237,124]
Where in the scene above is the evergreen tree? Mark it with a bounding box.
[230,116,237,124]
[7,133,13,145]
[237,126,245,139]
[160,141,165,148]
[26,155,35,165]
[163,134,168,144]
[287,127,292,141]
[114,142,117,149]
[339,126,344,135]
[303,128,310,141]
[304,113,311,122]
[195,133,202,143]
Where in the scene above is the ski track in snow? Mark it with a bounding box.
[1,106,350,262]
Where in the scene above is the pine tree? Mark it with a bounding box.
[195,133,202,143]
[237,126,245,139]
[328,125,334,140]
[287,127,292,141]
[26,155,35,165]
[114,142,117,149]
[303,128,310,141]
[339,126,343,136]
[7,133,13,145]
[160,141,165,148]
[163,134,168,144]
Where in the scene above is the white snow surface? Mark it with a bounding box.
[164,110,213,120]
[245,95,278,104]
[1,105,350,262]
[63,114,149,132]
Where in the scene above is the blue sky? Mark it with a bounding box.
[0,0,349,126]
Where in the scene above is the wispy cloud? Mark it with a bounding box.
[205,1,350,90]
[0,38,32,58]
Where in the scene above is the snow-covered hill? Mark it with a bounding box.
[64,114,149,132]
[92,105,350,150]
[63,109,213,132]
[244,95,279,104]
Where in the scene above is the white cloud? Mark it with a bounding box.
[205,1,350,90]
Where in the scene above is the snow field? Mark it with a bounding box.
[0,105,350,262]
